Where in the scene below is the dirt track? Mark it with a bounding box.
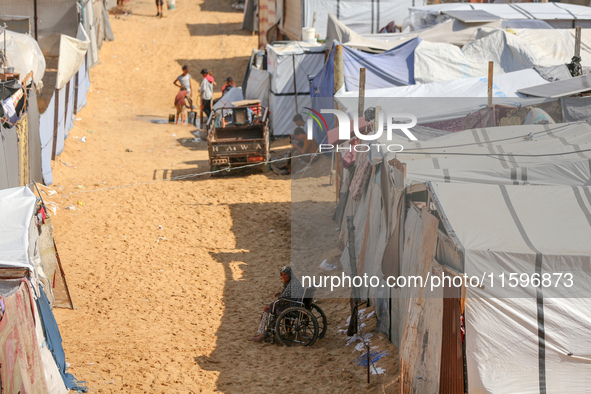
[48,0,398,391]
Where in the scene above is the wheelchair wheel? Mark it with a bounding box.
[310,303,327,339]
[275,307,319,347]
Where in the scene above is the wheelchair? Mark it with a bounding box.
[264,287,328,347]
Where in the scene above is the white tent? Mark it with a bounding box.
[408,3,591,30]
[413,29,585,84]
[0,186,38,270]
[267,41,325,136]
[0,30,46,85]
[280,0,426,41]
[428,181,591,393]
[334,68,551,124]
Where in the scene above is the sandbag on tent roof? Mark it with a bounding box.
[409,3,591,30]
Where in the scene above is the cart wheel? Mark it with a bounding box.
[210,165,221,177]
[275,307,319,347]
[310,303,327,339]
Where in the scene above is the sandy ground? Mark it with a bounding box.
[46,0,399,392]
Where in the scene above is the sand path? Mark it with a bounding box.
[48,0,398,391]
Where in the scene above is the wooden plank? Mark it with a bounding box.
[0,267,29,279]
[16,114,29,186]
[73,71,79,115]
[487,61,493,108]
[51,89,59,160]
[358,68,366,120]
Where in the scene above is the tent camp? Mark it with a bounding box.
[326,120,591,392]
[1,0,113,185]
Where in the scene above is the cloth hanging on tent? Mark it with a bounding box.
[35,285,88,392]
[349,151,371,201]
[0,280,49,393]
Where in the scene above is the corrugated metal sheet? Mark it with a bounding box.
[440,281,465,394]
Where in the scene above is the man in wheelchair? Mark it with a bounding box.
[252,267,327,346]
[252,266,303,343]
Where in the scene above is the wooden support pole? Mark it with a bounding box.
[487,61,493,108]
[347,215,360,336]
[73,72,79,115]
[331,44,345,187]
[51,90,59,160]
[292,54,298,113]
[575,26,582,59]
[33,0,39,41]
[358,68,366,120]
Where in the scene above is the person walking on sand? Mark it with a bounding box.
[174,65,193,96]
[155,0,164,17]
[174,87,193,126]
[199,68,214,119]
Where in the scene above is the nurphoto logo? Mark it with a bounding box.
[305,108,418,153]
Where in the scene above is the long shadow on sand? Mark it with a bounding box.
[193,200,364,391]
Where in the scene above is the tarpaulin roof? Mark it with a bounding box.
[326,13,504,51]
[341,38,421,90]
[411,3,591,22]
[334,69,551,124]
[0,186,37,269]
[1,29,46,85]
[301,0,427,40]
[390,122,591,186]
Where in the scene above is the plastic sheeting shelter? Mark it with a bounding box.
[331,120,591,392]
[426,181,591,393]
[283,0,426,41]
[0,187,37,269]
[333,69,551,125]
[0,30,46,85]
[409,3,591,29]
[325,13,505,51]
[267,41,325,136]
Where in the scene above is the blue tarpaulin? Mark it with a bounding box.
[341,38,421,90]
[309,38,420,142]
[36,286,88,392]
